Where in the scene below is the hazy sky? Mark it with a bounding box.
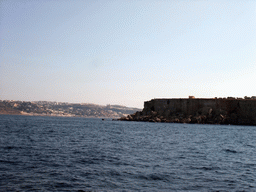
[1,0,256,108]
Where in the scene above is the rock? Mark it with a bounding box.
[215,109,228,116]
[201,115,207,123]
[155,117,161,122]
[142,109,147,116]
[180,118,187,123]
[127,115,133,120]
[149,119,155,122]
[173,118,180,123]
[190,116,197,124]
[185,118,191,123]
[151,111,158,117]
[119,116,129,121]
[134,111,142,117]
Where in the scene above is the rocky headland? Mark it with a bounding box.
[119,97,256,125]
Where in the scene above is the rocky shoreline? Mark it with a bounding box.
[119,106,256,125]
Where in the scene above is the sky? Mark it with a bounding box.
[1,0,256,108]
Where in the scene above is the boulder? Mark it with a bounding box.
[151,111,158,117]
[155,117,161,122]
[127,115,133,120]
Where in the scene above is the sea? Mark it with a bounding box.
[0,115,255,192]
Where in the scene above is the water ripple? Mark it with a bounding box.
[0,115,256,191]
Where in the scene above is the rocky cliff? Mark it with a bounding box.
[120,98,256,125]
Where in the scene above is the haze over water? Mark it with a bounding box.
[1,115,255,191]
[1,1,256,108]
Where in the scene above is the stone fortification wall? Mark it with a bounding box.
[144,98,256,117]
[121,98,256,125]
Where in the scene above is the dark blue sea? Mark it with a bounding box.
[0,115,255,191]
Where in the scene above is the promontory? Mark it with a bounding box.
[120,96,256,125]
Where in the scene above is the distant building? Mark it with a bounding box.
[189,96,195,99]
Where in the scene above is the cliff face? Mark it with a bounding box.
[120,98,256,125]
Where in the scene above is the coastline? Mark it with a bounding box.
[119,97,256,126]
[0,112,119,119]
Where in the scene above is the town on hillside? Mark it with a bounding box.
[0,100,141,118]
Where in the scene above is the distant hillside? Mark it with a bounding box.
[0,100,141,118]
